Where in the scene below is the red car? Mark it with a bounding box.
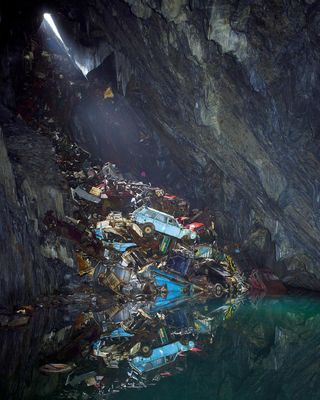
[177,217,206,235]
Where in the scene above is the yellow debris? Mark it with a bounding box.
[103,87,114,99]
[89,186,102,197]
[85,376,97,386]
[76,253,93,276]
[226,255,237,274]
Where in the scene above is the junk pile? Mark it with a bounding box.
[15,40,284,308]
[39,154,251,395]
[43,151,249,301]
[12,37,260,327]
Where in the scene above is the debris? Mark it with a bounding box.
[194,245,213,258]
[104,87,114,99]
[89,186,102,197]
[73,186,101,204]
[16,305,34,315]
[159,235,172,254]
[47,150,249,301]
[40,363,73,374]
[7,316,30,327]
[66,371,96,387]
[166,254,192,277]
[110,327,134,338]
[76,253,94,276]
[107,242,137,252]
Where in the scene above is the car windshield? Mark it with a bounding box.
[168,218,178,226]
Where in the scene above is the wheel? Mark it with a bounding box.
[142,223,155,237]
[213,283,224,297]
[139,343,152,357]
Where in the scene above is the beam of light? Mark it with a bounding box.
[75,59,89,76]
[43,13,64,45]
[42,13,88,77]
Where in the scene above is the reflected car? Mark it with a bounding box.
[129,340,195,374]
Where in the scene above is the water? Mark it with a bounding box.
[2,294,320,400]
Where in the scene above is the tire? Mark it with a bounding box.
[142,223,155,237]
[139,343,152,357]
[213,283,224,297]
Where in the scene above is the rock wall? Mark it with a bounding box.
[0,5,80,306]
[0,106,76,307]
[1,0,320,291]
[54,0,320,288]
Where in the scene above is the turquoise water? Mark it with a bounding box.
[112,295,320,400]
[3,294,320,400]
[110,295,320,400]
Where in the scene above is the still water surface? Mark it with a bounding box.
[2,294,320,400]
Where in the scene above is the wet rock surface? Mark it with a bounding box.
[0,107,74,307]
[43,0,320,287]
[242,225,276,269]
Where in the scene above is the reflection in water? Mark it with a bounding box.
[2,294,320,400]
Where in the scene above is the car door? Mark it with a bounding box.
[142,209,155,225]
[154,213,167,233]
[166,217,181,238]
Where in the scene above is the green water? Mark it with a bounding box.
[5,294,320,400]
[110,295,320,400]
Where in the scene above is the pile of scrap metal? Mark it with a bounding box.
[61,161,249,301]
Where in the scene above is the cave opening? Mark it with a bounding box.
[1,1,320,399]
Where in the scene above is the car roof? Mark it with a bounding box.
[139,206,174,219]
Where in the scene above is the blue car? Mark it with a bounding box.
[132,206,197,240]
[129,340,195,374]
[107,242,137,252]
[140,266,195,301]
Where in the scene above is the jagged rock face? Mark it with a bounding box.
[1,0,320,292]
[0,107,75,307]
[53,0,320,288]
